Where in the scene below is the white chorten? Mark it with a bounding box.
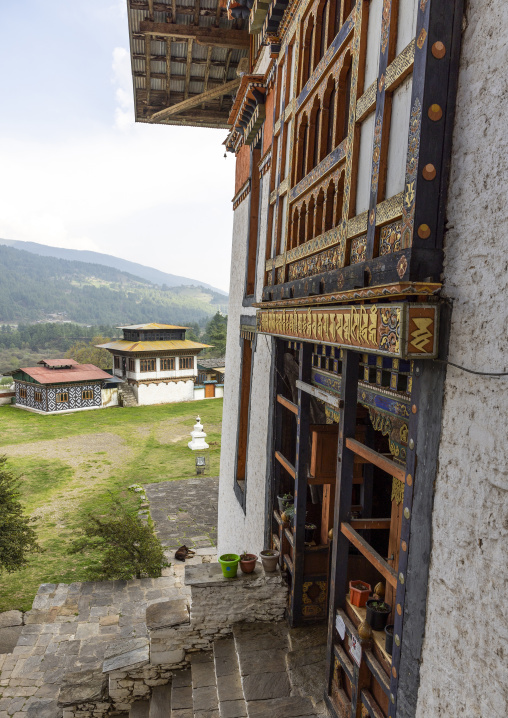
[188,415,209,450]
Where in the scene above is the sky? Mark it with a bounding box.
[0,1,235,292]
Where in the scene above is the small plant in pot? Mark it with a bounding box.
[239,552,258,574]
[280,503,295,528]
[304,523,317,543]
[260,549,280,572]
[277,492,294,514]
[349,580,371,607]
[385,624,394,655]
[365,599,391,631]
[218,553,240,579]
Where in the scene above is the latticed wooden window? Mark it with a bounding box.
[56,392,68,403]
[82,389,93,400]
[114,356,121,369]
[179,356,193,370]
[19,386,27,399]
[140,358,156,372]
[128,358,135,372]
[34,391,43,402]
[160,358,175,371]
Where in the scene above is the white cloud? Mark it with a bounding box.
[112,47,135,130]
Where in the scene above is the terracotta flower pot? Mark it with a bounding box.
[260,549,280,572]
[349,581,371,607]
[239,554,258,574]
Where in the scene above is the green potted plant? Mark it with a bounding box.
[260,549,279,572]
[366,599,391,631]
[277,492,294,514]
[218,553,240,578]
[349,581,371,607]
[281,503,295,527]
[304,523,317,543]
[239,552,258,574]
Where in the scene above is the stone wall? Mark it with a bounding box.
[415,1,508,716]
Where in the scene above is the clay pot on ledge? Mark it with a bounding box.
[349,580,372,608]
[260,549,280,572]
[365,600,392,631]
[239,553,258,574]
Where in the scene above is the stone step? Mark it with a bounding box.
[149,684,172,718]
[130,699,150,717]
[232,623,320,718]
[191,650,219,718]
[213,638,247,718]
[170,667,193,718]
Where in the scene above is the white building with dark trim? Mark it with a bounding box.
[97,323,212,406]
[12,359,114,414]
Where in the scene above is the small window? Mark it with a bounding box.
[128,358,135,372]
[82,389,93,400]
[114,356,121,369]
[56,392,69,403]
[179,356,193,370]
[140,358,156,372]
[34,391,43,402]
[19,386,27,399]
[161,357,175,371]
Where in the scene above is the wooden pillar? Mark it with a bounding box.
[289,341,312,626]
[326,349,360,691]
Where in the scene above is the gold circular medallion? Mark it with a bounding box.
[422,163,437,180]
[432,41,446,59]
[418,224,431,239]
[428,103,443,121]
[406,474,413,486]
[401,540,407,552]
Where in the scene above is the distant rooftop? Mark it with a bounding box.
[197,357,225,369]
[97,340,212,352]
[118,323,188,330]
[17,362,112,385]
[37,358,79,368]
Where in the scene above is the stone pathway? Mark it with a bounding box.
[144,478,219,552]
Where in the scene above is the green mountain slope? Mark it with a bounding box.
[0,238,227,295]
[0,245,228,325]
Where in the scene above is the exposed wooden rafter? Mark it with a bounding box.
[133,53,239,69]
[145,33,151,106]
[184,38,193,100]
[149,77,241,121]
[201,46,213,109]
[193,0,200,26]
[165,37,171,102]
[219,49,233,112]
[147,0,154,20]
[139,20,250,49]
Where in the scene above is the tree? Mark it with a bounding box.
[69,494,169,580]
[65,335,113,370]
[0,456,40,573]
[203,312,228,356]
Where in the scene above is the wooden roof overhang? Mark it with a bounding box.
[127,0,250,128]
[225,74,266,152]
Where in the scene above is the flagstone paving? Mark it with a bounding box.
[144,477,219,552]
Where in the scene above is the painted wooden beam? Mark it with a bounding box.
[274,450,296,479]
[345,438,406,482]
[149,77,240,120]
[276,393,298,415]
[139,20,250,49]
[295,379,340,408]
[340,522,397,588]
[184,38,193,99]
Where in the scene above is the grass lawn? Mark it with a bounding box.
[0,399,223,612]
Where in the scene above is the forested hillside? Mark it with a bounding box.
[0,245,227,325]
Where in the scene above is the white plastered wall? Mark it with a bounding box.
[218,163,273,557]
[135,380,194,405]
[415,2,508,716]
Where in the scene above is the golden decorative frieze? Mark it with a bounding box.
[270,188,278,205]
[376,192,403,225]
[279,177,289,196]
[356,82,377,121]
[385,39,415,91]
[232,179,251,210]
[254,282,441,308]
[286,227,341,264]
[284,99,295,121]
[346,211,369,239]
[257,303,439,359]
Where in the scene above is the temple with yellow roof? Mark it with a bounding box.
[97,323,215,406]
